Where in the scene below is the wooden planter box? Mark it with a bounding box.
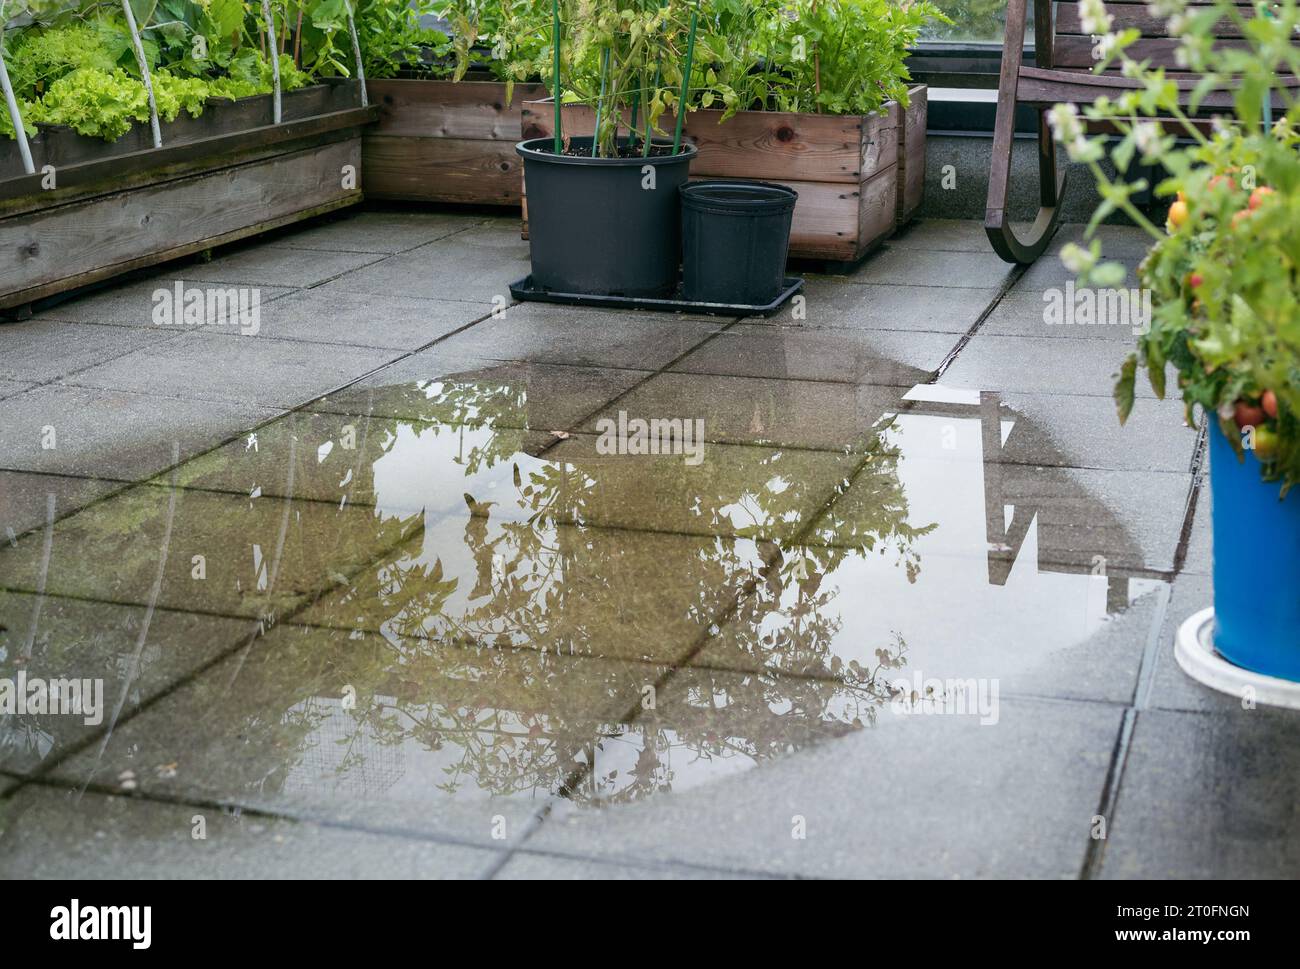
[363,77,549,204]
[520,86,927,264]
[1,82,376,314]
[897,85,927,227]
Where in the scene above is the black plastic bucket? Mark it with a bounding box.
[517,137,697,298]
[680,181,797,305]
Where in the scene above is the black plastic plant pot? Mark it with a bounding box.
[517,136,697,298]
[680,181,797,305]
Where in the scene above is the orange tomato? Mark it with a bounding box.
[1262,389,1279,419]
[1167,199,1189,230]
[1249,186,1276,210]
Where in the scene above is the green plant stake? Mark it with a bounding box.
[592,47,609,157]
[552,0,562,155]
[673,4,698,155]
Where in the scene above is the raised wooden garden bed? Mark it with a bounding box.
[1,81,376,315]
[519,85,927,265]
[363,77,548,205]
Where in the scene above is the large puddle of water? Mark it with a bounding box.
[0,362,1169,819]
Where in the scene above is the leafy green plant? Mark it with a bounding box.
[1056,0,1300,492]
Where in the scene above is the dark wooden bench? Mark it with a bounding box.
[985,0,1295,263]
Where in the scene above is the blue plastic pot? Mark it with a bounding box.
[1209,422,1300,680]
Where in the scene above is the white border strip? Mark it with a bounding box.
[1175,607,1300,710]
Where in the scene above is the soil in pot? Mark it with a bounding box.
[1209,422,1300,680]
[516,135,696,298]
[680,180,796,305]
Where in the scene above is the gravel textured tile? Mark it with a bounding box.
[271,210,473,254]
[306,350,650,432]
[195,289,485,350]
[436,302,723,371]
[0,380,33,400]
[0,384,274,481]
[754,277,997,333]
[0,320,174,382]
[1183,479,1212,575]
[493,851,761,880]
[1099,706,1300,878]
[64,331,399,409]
[0,786,503,879]
[941,334,1157,397]
[182,244,385,287]
[846,247,1019,289]
[886,219,994,252]
[583,371,909,452]
[980,290,1151,341]
[0,592,256,775]
[45,622,667,846]
[531,695,1123,878]
[670,323,955,384]
[35,277,295,328]
[1142,572,1232,715]
[0,470,121,540]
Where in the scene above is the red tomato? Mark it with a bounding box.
[1234,400,1266,429]
[1262,389,1279,419]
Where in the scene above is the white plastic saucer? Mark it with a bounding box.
[1175,607,1300,710]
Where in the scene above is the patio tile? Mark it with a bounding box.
[34,278,295,329]
[493,851,760,879]
[46,622,665,846]
[941,335,1157,398]
[531,694,1123,878]
[320,226,531,304]
[887,219,994,252]
[160,409,553,515]
[64,331,398,409]
[540,432,860,541]
[805,413,1192,572]
[272,210,473,254]
[0,380,33,400]
[0,471,121,540]
[183,244,385,287]
[197,289,486,350]
[0,384,274,482]
[901,387,1199,473]
[307,351,651,432]
[0,785,502,879]
[980,290,1151,341]
[845,247,1019,289]
[1142,571,1232,715]
[296,516,756,665]
[1012,253,1144,293]
[690,541,1166,705]
[0,482,425,621]
[1048,223,1157,261]
[1099,706,1300,878]
[754,277,997,334]
[436,303,724,371]
[0,320,173,382]
[0,774,17,796]
[669,323,956,384]
[0,591,256,776]
[582,371,909,452]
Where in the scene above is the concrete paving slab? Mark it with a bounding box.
[0,384,274,482]
[582,371,910,452]
[846,247,1019,289]
[307,351,652,433]
[530,694,1124,878]
[754,277,997,334]
[1183,480,1212,575]
[64,331,399,409]
[941,334,1157,398]
[0,470,122,541]
[1099,706,1300,878]
[34,278,295,328]
[494,851,760,879]
[182,244,385,287]
[670,324,956,384]
[435,302,724,372]
[0,380,33,400]
[0,592,256,776]
[46,622,667,847]
[886,219,994,252]
[272,210,473,254]
[0,785,503,879]
[0,320,177,383]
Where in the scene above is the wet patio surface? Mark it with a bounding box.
[2,211,1297,879]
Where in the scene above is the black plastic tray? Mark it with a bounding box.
[508,276,804,317]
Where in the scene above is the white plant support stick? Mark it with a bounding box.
[262,0,281,123]
[0,36,35,174]
[121,0,163,147]
[347,12,367,107]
